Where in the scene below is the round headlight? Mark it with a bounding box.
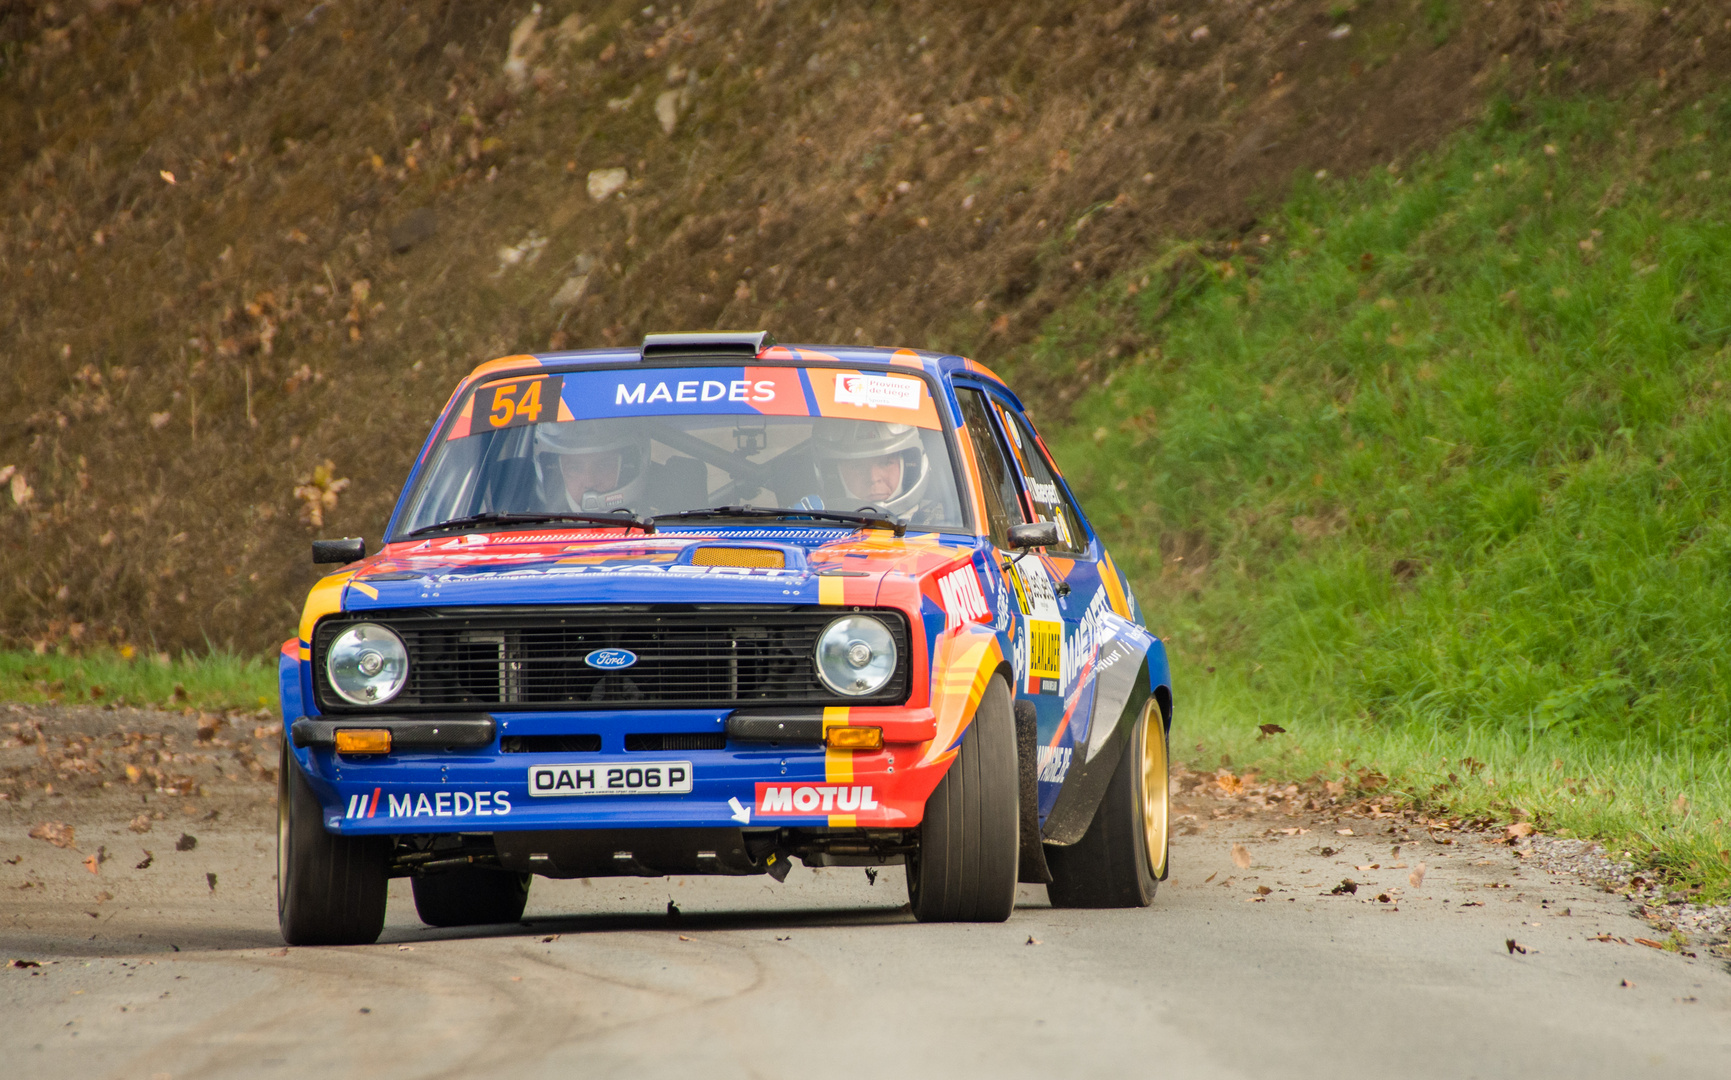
[815,615,897,697]
[325,623,409,706]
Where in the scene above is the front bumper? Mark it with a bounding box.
[293,707,947,837]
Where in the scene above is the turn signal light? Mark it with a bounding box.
[334,728,392,755]
[825,726,884,751]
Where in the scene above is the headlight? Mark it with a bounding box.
[325,623,409,706]
[815,615,897,697]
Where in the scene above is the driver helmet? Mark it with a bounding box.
[811,420,931,519]
[534,419,647,513]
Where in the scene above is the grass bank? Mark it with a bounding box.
[1037,92,1731,899]
[0,648,276,713]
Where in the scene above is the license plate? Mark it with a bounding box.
[527,762,693,797]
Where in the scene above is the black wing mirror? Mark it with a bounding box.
[312,537,367,564]
[1007,522,1060,550]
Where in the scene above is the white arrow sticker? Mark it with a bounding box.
[728,796,751,825]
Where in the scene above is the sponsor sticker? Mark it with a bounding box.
[754,783,880,816]
[1036,745,1072,783]
[935,563,991,631]
[1028,619,1063,683]
[344,787,513,818]
[528,761,694,796]
[833,373,922,410]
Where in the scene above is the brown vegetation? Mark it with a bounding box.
[3,0,1727,652]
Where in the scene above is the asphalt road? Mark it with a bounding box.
[2,712,1728,1079]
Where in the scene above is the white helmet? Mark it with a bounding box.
[810,420,931,519]
[533,420,647,513]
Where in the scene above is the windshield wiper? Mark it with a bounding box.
[404,511,656,539]
[651,505,906,537]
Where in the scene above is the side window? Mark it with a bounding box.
[993,402,1089,555]
[955,387,1026,545]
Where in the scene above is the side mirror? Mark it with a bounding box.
[312,537,367,564]
[1007,522,1060,550]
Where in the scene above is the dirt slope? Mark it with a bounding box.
[2,0,1727,652]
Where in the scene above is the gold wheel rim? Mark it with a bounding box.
[1140,700,1169,878]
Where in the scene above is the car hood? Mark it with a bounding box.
[336,526,978,611]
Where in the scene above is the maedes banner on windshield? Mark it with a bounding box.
[444,367,944,439]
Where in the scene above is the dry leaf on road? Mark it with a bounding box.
[1506,822,1534,839]
[1231,843,1252,869]
[1335,828,1354,836]
[28,822,75,849]
[1506,939,1528,955]
[1633,938,1666,950]
[1409,863,1427,888]
[175,833,197,852]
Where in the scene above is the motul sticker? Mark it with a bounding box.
[935,563,991,631]
[755,783,880,815]
[833,373,921,410]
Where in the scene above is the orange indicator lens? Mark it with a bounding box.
[334,728,392,755]
[825,726,884,750]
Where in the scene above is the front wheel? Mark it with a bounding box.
[277,743,391,945]
[1044,698,1167,908]
[412,867,531,927]
[906,674,1020,922]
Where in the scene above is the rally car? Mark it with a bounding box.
[278,332,1171,945]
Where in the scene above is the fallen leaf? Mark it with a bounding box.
[1355,864,1380,871]
[1620,979,1636,988]
[28,822,75,849]
[397,945,414,951]
[1231,843,1252,869]
[9,959,41,968]
[206,872,217,892]
[1203,871,1217,883]
[1257,723,1286,736]
[1025,935,1042,946]
[1335,828,1354,836]
[1506,939,1527,955]
[1633,938,1666,950]
[677,935,692,942]
[509,975,522,981]
[175,833,197,852]
[160,170,177,185]
[1376,893,1392,903]
[84,854,101,875]
[267,948,288,957]
[127,814,151,834]
[1255,885,1272,896]
[1330,879,1358,895]
[135,851,153,870]
[1409,863,1427,888]
[1506,822,1534,839]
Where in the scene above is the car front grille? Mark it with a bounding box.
[312,606,910,712]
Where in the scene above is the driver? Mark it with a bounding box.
[811,420,938,523]
[534,420,647,513]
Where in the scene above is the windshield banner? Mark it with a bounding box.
[446,366,943,439]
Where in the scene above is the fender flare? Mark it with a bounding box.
[1040,613,1170,846]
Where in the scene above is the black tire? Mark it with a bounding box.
[906,674,1020,922]
[277,743,392,945]
[411,867,531,928]
[1045,699,1168,908]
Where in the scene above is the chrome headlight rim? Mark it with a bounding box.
[324,622,410,706]
[814,614,898,698]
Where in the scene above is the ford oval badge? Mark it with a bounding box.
[584,648,638,670]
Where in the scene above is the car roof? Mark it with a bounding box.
[454,338,1023,411]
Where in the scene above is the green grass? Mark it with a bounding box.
[1031,93,1731,899]
[0,648,277,713]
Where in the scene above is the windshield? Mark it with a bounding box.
[395,365,969,537]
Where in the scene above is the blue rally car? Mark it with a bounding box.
[277,332,1171,944]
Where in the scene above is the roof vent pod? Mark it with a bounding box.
[640,331,775,361]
